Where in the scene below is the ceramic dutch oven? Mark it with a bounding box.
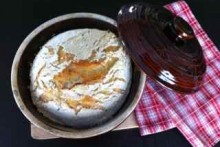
[11,2,206,138]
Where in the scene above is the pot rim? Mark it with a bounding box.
[11,12,146,138]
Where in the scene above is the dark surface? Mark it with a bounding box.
[0,0,219,147]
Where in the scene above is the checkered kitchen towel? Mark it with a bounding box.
[135,1,220,147]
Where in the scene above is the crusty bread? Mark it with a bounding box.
[30,29,132,128]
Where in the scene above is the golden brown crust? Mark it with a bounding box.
[53,57,118,89]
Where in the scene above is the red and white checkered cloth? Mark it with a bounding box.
[135,1,220,147]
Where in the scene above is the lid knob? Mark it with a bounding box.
[173,16,194,40]
[164,16,194,45]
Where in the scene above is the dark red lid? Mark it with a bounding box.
[117,3,206,93]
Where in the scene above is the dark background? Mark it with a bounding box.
[0,0,220,147]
